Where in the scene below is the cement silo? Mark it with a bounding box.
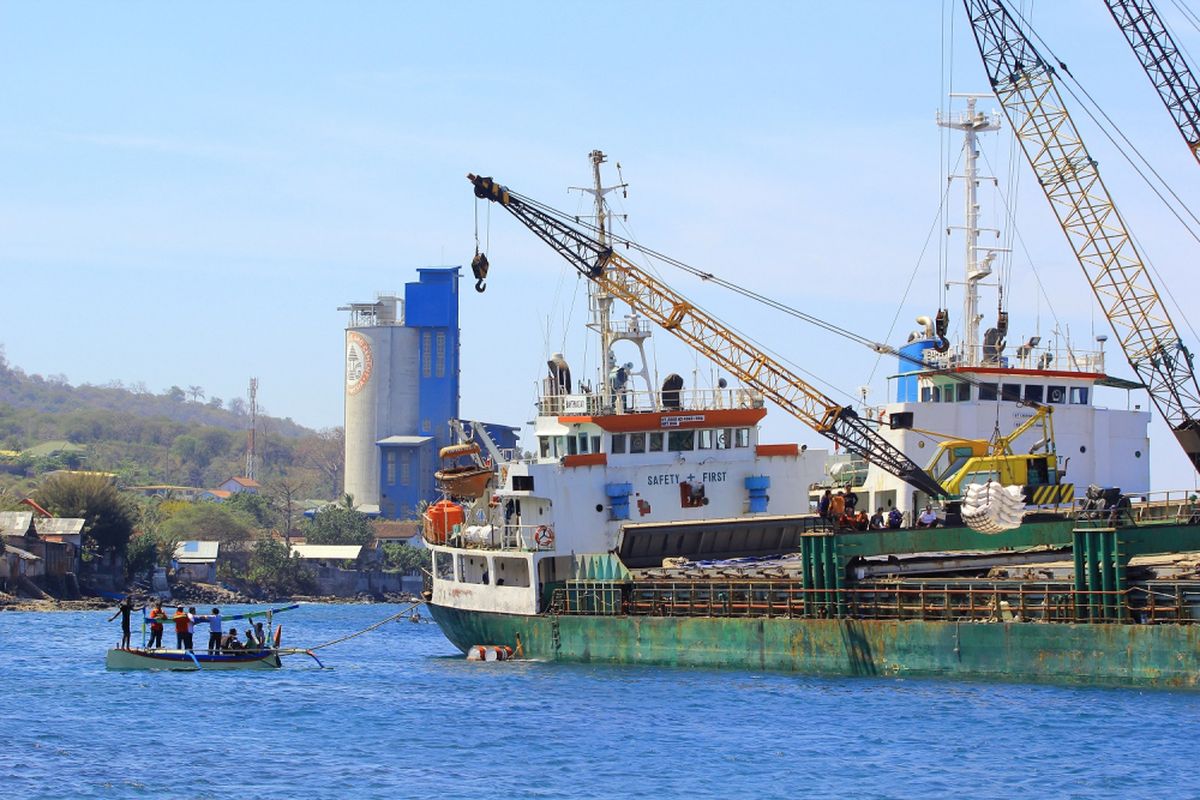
[340,268,462,518]
[342,295,420,511]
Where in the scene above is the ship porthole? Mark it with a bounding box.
[918,441,925,449]
[1080,445,1087,453]
[1135,450,1142,458]
[595,504,604,512]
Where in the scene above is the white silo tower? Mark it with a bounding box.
[340,295,419,512]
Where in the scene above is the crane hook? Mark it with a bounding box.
[471,251,489,293]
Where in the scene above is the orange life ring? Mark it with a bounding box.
[534,525,555,548]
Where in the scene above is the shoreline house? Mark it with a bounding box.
[172,540,220,583]
[0,511,80,597]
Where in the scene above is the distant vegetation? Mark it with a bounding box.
[0,345,343,498]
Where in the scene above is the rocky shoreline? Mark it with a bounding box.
[0,583,423,612]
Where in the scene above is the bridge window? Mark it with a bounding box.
[698,430,713,449]
[1048,386,1067,404]
[668,430,695,451]
[980,383,998,401]
[1024,385,1044,403]
[611,434,627,454]
[539,437,550,458]
[1001,383,1021,402]
[435,551,454,581]
[957,383,971,402]
[1070,387,1090,405]
[735,428,751,448]
[577,433,590,454]
[649,432,664,452]
[630,432,646,453]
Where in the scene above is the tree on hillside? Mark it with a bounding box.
[165,386,186,403]
[225,491,273,528]
[160,502,256,545]
[267,479,305,541]
[186,385,205,403]
[34,473,136,556]
[303,500,373,547]
[298,427,344,498]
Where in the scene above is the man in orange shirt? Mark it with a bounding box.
[147,601,166,649]
[172,606,192,651]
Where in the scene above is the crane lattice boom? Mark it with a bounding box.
[469,174,945,498]
[963,0,1200,473]
[1104,0,1200,164]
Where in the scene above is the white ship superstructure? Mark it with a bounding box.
[850,97,1150,518]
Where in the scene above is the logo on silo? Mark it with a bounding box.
[346,331,373,395]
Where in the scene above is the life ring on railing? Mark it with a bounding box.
[534,525,555,548]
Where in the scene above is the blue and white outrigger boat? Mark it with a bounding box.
[105,603,325,671]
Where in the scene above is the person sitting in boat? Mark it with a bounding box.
[887,508,903,529]
[869,508,885,530]
[854,510,870,531]
[916,506,939,529]
[244,622,266,651]
[221,629,243,651]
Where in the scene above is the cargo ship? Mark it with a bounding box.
[425,90,1200,687]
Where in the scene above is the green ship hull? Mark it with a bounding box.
[429,603,1200,689]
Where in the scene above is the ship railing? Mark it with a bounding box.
[551,579,1200,624]
[441,523,555,553]
[923,343,1105,374]
[1071,490,1200,528]
[537,387,765,417]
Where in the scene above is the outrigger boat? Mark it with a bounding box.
[105,603,325,671]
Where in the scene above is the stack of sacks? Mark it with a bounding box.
[961,481,1026,533]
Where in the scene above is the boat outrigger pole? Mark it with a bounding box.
[468,173,946,498]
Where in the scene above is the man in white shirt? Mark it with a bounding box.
[917,506,939,528]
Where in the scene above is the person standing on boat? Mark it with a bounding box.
[845,490,859,514]
[171,606,190,650]
[147,601,166,649]
[818,489,832,519]
[199,607,223,653]
[186,607,198,651]
[107,596,141,649]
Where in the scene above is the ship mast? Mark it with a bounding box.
[572,150,628,409]
[938,95,1001,366]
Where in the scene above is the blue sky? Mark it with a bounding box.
[2,1,1198,490]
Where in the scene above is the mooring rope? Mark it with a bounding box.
[303,601,425,652]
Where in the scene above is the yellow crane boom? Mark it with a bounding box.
[963,0,1200,473]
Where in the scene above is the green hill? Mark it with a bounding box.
[0,349,342,497]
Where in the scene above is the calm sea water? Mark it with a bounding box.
[2,603,1199,799]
